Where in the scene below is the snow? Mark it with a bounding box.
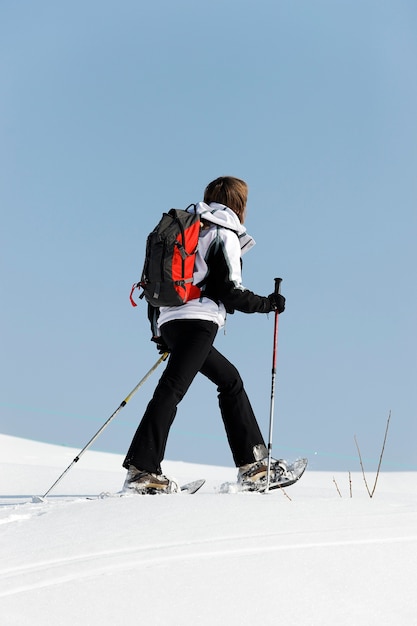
[1,434,416,626]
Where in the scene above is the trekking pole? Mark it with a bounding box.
[34,352,169,501]
[265,278,282,493]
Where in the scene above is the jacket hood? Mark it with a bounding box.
[191,202,256,255]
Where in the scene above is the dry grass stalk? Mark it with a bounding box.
[354,410,392,498]
[333,476,342,497]
[278,485,292,501]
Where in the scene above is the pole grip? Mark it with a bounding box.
[274,277,282,294]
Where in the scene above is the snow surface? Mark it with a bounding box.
[1,434,416,626]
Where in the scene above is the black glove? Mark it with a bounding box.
[151,336,170,355]
[267,292,286,314]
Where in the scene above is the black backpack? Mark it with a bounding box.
[130,206,202,308]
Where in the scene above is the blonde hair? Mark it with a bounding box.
[204,176,248,223]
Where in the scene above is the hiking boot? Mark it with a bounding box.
[123,465,179,494]
[238,458,288,491]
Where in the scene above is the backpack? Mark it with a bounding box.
[130,205,202,308]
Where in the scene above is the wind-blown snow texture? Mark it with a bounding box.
[1,434,416,625]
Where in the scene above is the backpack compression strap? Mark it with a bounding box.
[130,282,141,307]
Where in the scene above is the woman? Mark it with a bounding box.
[123,176,287,493]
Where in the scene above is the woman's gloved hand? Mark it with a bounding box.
[151,336,170,354]
[267,292,286,314]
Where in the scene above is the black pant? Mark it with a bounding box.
[123,319,265,473]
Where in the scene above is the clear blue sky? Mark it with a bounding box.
[1,0,416,472]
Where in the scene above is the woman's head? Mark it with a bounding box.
[204,176,248,223]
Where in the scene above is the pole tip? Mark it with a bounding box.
[31,495,46,503]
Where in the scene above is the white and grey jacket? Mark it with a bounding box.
[151,202,274,334]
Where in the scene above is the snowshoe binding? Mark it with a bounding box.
[123,466,180,495]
